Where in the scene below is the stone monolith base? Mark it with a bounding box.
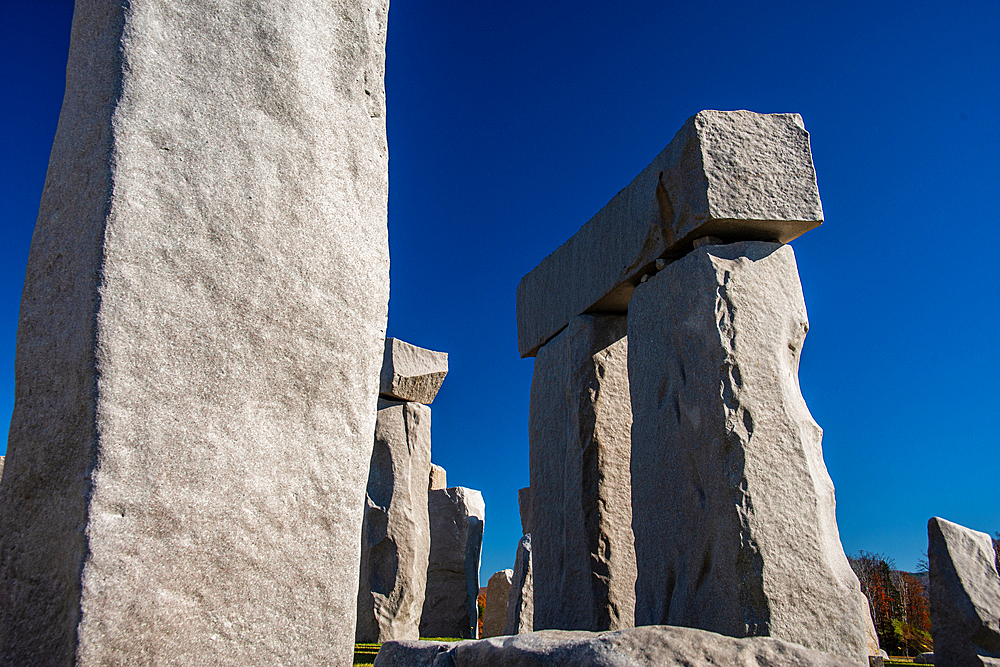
[357,400,433,643]
[504,534,534,635]
[529,314,635,632]
[420,487,486,639]
[928,517,1000,667]
[628,241,874,664]
[482,569,514,638]
[374,625,857,667]
[0,0,389,664]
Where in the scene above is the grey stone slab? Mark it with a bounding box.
[628,241,874,664]
[421,487,486,640]
[429,464,448,491]
[374,625,857,667]
[482,569,513,638]
[357,400,433,643]
[0,0,389,664]
[516,110,823,358]
[914,653,934,664]
[518,487,531,535]
[928,517,1000,667]
[529,314,635,632]
[504,534,534,636]
[380,338,449,404]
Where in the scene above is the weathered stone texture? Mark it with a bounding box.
[504,534,533,636]
[529,314,635,632]
[0,0,389,664]
[518,487,532,535]
[628,241,874,664]
[516,110,823,357]
[421,487,486,640]
[928,517,1000,667]
[374,625,857,667]
[429,464,447,491]
[380,338,449,404]
[482,570,513,638]
[357,400,433,643]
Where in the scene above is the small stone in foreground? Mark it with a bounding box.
[928,517,1000,667]
[380,338,449,404]
[482,569,513,638]
[373,625,857,667]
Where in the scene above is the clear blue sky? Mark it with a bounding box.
[2,1,997,585]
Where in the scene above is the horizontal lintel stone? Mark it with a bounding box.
[515,109,823,358]
[380,338,448,404]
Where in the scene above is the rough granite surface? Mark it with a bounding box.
[628,242,873,664]
[374,625,857,667]
[429,464,448,491]
[357,400,433,643]
[516,110,823,357]
[380,338,449,405]
[421,487,486,640]
[0,0,389,664]
[483,570,514,638]
[928,517,1000,667]
[530,314,635,632]
[504,534,534,636]
[517,487,531,535]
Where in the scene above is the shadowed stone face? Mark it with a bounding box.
[482,569,513,638]
[504,534,534,636]
[0,0,389,664]
[529,314,635,633]
[628,241,874,664]
[928,517,1000,667]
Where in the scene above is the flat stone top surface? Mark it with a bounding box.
[380,338,448,404]
[515,109,822,358]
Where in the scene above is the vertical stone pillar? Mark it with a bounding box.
[482,569,514,638]
[504,534,534,635]
[628,241,874,663]
[0,0,389,664]
[529,314,635,632]
[356,400,433,643]
[420,487,486,639]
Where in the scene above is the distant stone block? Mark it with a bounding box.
[482,569,513,638]
[928,517,1000,667]
[420,487,485,640]
[380,338,448,404]
[356,400,433,643]
[429,464,448,491]
[516,110,823,358]
[504,534,533,636]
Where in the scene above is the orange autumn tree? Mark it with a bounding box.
[849,552,932,656]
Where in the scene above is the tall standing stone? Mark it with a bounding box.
[529,314,635,632]
[927,517,1000,666]
[518,487,532,535]
[356,400,433,643]
[420,487,486,639]
[628,241,875,663]
[504,534,534,636]
[482,569,514,638]
[0,0,389,664]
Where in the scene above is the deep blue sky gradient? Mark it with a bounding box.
[1,1,997,584]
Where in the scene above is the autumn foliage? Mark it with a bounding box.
[849,552,931,656]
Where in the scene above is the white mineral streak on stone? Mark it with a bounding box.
[380,338,449,405]
[928,517,1000,667]
[357,400,433,643]
[628,241,873,664]
[516,110,823,358]
[373,625,857,667]
[421,487,486,639]
[0,0,389,664]
[529,314,635,632]
[504,534,534,636]
[429,464,447,491]
[518,487,532,534]
[482,569,514,638]
[0,456,4,483]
